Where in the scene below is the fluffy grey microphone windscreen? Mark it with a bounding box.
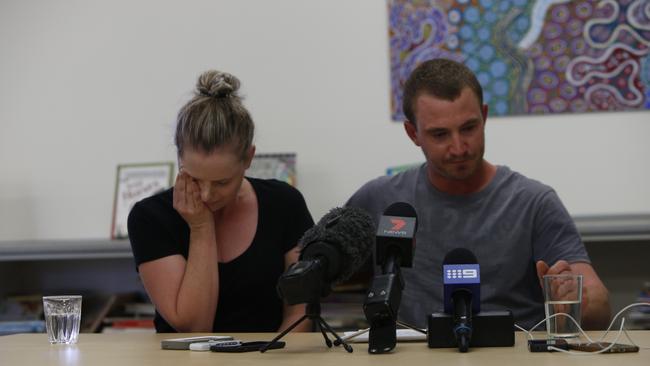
[299,206,375,284]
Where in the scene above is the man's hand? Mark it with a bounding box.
[536,260,589,324]
[535,260,571,288]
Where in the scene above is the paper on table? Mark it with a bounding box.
[342,328,426,343]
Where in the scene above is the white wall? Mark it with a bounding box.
[1,0,649,241]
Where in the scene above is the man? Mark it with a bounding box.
[346,58,610,330]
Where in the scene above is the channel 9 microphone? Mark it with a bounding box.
[428,248,514,350]
[264,206,375,353]
[442,248,480,352]
[363,202,417,354]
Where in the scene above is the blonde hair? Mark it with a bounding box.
[174,70,254,159]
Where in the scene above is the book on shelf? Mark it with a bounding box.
[101,317,155,333]
[123,302,155,317]
[0,294,43,321]
[99,295,155,333]
[0,295,45,335]
[81,293,119,333]
[0,292,156,334]
[0,320,46,336]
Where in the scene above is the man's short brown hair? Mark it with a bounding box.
[402,58,483,125]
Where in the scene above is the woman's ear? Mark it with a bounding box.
[243,145,256,169]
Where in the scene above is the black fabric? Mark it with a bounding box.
[127,178,314,332]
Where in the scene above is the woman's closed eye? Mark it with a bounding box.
[213,179,231,186]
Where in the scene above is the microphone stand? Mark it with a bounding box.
[260,303,353,353]
[363,257,409,354]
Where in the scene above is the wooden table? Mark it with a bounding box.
[0,331,647,365]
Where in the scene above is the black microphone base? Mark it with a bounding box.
[368,318,397,354]
[427,310,514,348]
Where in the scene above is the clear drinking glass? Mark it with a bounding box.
[42,295,82,344]
[543,274,582,338]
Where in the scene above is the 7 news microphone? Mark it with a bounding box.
[363,202,417,354]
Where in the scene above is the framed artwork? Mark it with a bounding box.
[111,162,174,239]
[246,153,297,187]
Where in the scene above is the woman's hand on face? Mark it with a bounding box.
[173,171,213,230]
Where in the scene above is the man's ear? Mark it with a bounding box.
[404,120,420,146]
[243,145,256,169]
[481,104,489,126]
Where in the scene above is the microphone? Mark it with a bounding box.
[364,202,418,354]
[277,206,375,305]
[442,248,481,353]
[264,207,375,353]
[375,202,417,271]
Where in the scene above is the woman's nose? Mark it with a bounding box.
[199,183,213,202]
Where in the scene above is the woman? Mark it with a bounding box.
[128,70,313,332]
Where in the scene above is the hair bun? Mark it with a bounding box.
[196,70,240,98]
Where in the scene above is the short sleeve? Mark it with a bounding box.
[281,185,314,253]
[127,200,183,268]
[345,183,370,209]
[345,179,385,226]
[531,190,590,265]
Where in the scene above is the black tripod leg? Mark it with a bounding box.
[316,320,333,348]
[318,317,353,353]
[260,314,309,353]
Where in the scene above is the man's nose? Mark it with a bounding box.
[449,133,467,156]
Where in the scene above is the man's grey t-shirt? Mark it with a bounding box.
[346,164,589,329]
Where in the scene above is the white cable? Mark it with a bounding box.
[515,302,650,354]
[596,302,650,347]
[548,318,627,355]
[520,312,596,343]
[514,323,532,340]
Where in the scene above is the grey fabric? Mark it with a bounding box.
[346,164,589,329]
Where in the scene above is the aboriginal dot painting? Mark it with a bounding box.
[389,0,650,119]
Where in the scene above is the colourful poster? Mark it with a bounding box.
[389,0,650,119]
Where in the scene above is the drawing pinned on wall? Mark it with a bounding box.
[386,162,423,176]
[246,153,297,187]
[388,0,650,120]
[111,162,174,239]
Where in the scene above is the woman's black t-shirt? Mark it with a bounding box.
[127,178,314,332]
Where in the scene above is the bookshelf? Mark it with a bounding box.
[0,239,132,261]
[0,214,648,333]
[1,215,646,261]
[573,214,650,242]
[0,240,147,334]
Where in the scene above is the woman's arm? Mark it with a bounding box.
[278,245,311,332]
[138,172,219,332]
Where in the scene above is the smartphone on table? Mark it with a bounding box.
[161,335,233,350]
[568,342,639,353]
[210,341,286,352]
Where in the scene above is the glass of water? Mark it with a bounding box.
[543,274,582,338]
[42,295,82,344]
